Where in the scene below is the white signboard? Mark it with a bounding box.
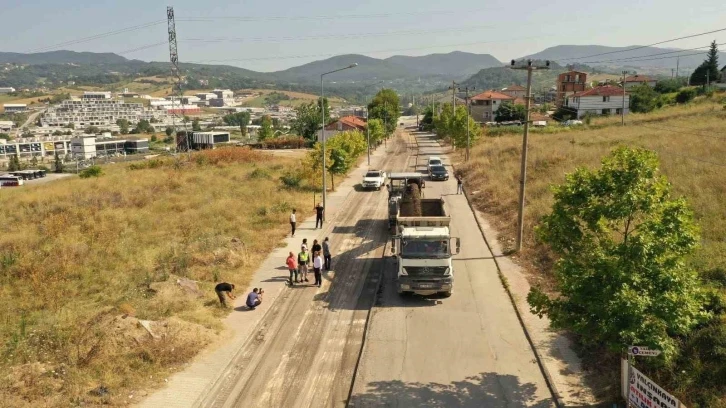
[627,362,683,408]
[628,346,662,357]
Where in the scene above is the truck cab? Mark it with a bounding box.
[392,227,460,297]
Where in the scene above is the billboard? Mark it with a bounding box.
[624,360,683,408]
[44,142,55,151]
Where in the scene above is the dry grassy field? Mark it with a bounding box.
[0,148,317,406]
[454,95,726,405]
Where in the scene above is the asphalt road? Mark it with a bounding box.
[348,131,554,407]
[201,133,419,408]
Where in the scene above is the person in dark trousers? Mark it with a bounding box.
[456,175,463,195]
[286,251,298,285]
[314,203,324,229]
[290,209,297,237]
[298,248,310,283]
[311,239,322,255]
[312,251,323,287]
[215,282,236,308]
[246,288,263,309]
[301,238,308,252]
[322,237,332,271]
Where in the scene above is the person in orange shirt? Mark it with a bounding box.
[286,251,298,286]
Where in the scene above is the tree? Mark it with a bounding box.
[496,102,526,122]
[675,88,697,104]
[654,78,685,94]
[132,119,154,134]
[367,118,385,146]
[258,115,274,141]
[84,126,100,135]
[8,154,21,171]
[433,104,482,149]
[690,41,721,86]
[420,106,434,131]
[528,147,706,359]
[328,148,350,190]
[116,119,130,135]
[165,127,174,137]
[192,119,201,131]
[629,84,662,113]
[368,89,400,136]
[290,99,329,141]
[223,111,251,137]
[53,151,64,173]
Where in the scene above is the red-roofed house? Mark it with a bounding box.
[565,85,629,118]
[317,115,367,141]
[469,90,516,122]
[624,74,657,89]
[500,85,527,98]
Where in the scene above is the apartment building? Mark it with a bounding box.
[41,98,166,128]
[0,87,15,94]
[469,90,516,122]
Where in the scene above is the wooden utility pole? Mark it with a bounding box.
[621,70,629,126]
[509,59,550,252]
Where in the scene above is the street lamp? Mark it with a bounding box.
[321,63,357,220]
[366,80,385,166]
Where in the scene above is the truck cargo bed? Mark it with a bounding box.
[397,198,450,228]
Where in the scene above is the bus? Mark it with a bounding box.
[0,175,24,186]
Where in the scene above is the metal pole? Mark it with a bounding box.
[366,108,370,165]
[515,66,533,252]
[321,74,327,221]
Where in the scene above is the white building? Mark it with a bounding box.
[0,121,14,132]
[3,104,27,113]
[0,87,15,94]
[212,89,234,100]
[565,85,630,118]
[71,135,97,159]
[42,98,166,128]
[82,91,112,100]
[624,75,657,89]
[196,93,217,101]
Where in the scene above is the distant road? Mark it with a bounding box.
[15,107,46,137]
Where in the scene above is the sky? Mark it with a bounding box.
[1,0,726,72]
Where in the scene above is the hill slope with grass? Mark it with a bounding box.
[454,96,726,406]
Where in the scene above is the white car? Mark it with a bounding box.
[362,170,387,190]
[427,156,443,172]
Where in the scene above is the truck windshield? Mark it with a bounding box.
[401,239,449,258]
[365,172,381,178]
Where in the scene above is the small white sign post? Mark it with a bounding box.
[627,346,662,357]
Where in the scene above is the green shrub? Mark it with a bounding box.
[248,167,271,179]
[280,171,302,188]
[79,165,103,178]
[129,159,165,170]
[676,88,697,104]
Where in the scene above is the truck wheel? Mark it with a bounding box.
[440,291,452,298]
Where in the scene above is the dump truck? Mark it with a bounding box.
[390,196,460,297]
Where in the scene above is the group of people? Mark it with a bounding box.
[286,237,331,287]
[214,282,264,310]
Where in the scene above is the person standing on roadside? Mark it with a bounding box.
[456,174,464,195]
[314,203,324,229]
[290,209,297,237]
[286,251,298,285]
[301,238,308,252]
[322,237,332,271]
[313,251,323,287]
[298,247,310,283]
[311,239,322,256]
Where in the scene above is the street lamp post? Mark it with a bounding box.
[321,63,357,221]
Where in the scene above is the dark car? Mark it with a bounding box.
[429,165,449,181]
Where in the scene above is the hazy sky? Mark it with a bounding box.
[2,0,725,71]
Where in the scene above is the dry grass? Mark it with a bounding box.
[455,96,726,403]
[0,147,316,406]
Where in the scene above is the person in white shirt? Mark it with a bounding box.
[313,251,323,287]
[290,209,297,237]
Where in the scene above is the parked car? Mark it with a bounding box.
[428,165,449,181]
[532,121,547,127]
[427,156,443,172]
[361,170,387,190]
[563,120,583,126]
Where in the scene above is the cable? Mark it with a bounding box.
[182,24,499,44]
[558,26,726,61]
[177,8,494,22]
[580,42,723,64]
[187,34,552,64]
[28,20,166,53]
[117,42,168,55]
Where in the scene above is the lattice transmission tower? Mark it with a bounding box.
[167,6,191,152]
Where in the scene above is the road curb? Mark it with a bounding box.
[427,130,566,408]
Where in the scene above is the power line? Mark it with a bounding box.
[182,24,499,44]
[28,20,166,53]
[559,26,726,61]
[580,42,724,64]
[117,41,168,55]
[177,8,495,22]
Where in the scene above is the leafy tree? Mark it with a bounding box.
[54,151,64,173]
[132,119,154,134]
[367,118,385,146]
[690,41,721,86]
[165,127,174,137]
[8,154,21,171]
[192,119,201,131]
[629,84,662,113]
[222,111,251,137]
[79,165,103,178]
[290,98,330,141]
[84,126,100,135]
[30,156,38,167]
[368,89,400,136]
[116,119,130,135]
[675,88,697,104]
[496,101,526,122]
[304,130,366,189]
[258,115,273,141]
[433,103,481,149]
[50,93,70,104]
[654,78,685,94]
[528,147,706,359]
[328,148,350,190]
[150,135,158,142]
[419,106,434,131]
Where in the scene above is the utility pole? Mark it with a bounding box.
[449,81,458,108]
[459,86,475,161]
[621,70,629,126]
[509,59,550,252]
[676,57,680,79]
